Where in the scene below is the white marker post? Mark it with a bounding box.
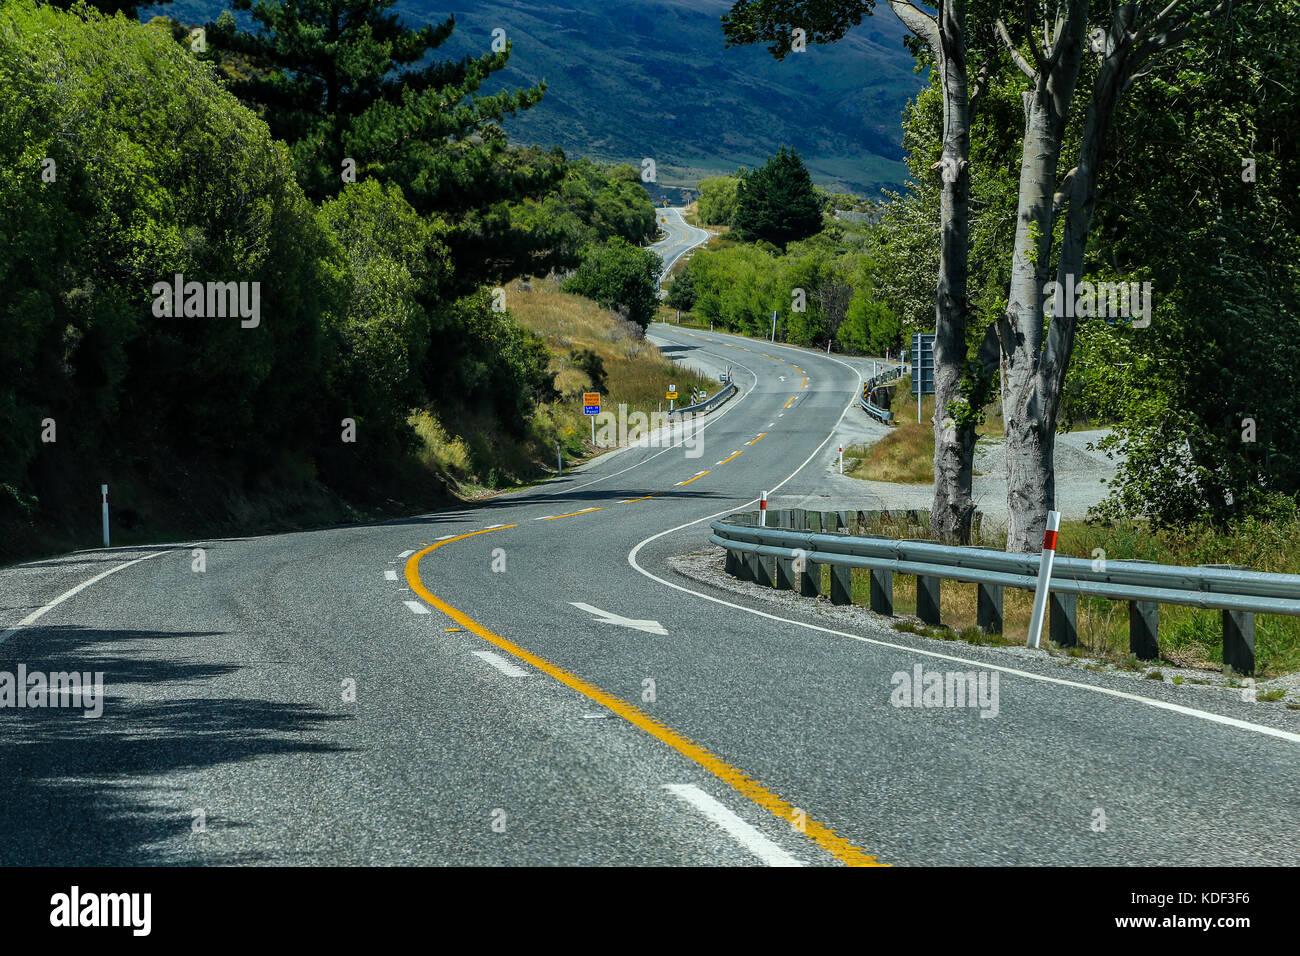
[1026,510,1062,648]
[838,446,843,474]
[101,484,110,548]
[556,443,562,475]
[760,491,768,527]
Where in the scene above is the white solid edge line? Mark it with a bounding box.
[470,650,529,677]
[403,600,431,615]
[0,549,174,646]
[626,345,1300,747]
[662,784,804,867]
[384,569,398,581]
[560,343,760,493]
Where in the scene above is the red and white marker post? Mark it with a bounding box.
[101,484,110,548]
[760,491,768,527]
[838,445,843,474]
[1026,510,1062,648]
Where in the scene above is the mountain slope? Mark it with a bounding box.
[413,0,922,196]
[155,0,924,196]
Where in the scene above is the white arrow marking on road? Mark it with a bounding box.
[398,549,416,558]
[570,602,667,635]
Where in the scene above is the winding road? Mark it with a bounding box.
[1,318,1296,866]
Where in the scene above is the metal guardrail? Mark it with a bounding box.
[668,380,737,417]
[860,363,904,424]
[709,509,1300,674]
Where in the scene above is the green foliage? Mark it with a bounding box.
[508,158,656,270]
[568,348,608,393]
[679,216,902,355]
[317,180,452,454]
[696,176,741,226]
[209,0,562,294]
[733,147,824,249]
[423,291,556,439]
[1082,1,1300,527]
[561,238,663,331]
[0,0,342,494]
[665,266,696,311]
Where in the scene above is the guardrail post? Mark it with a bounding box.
[973,546,1002,633]
[724,549,742,578]
[916,574,941,625]
[870,567,893,616]
[1129,601,1160,660]
[1203,565,1255,676]
[1123,560,1160,660]
[774,511,795,590]
[823,511,840,533]
[808,511,823,533]
[1050,592,1078,647]
[749,550,774,588]
[1222,609,1255,676]
[830,562,852,605]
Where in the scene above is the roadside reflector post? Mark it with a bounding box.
[759,491,768,526]
[839,445,843,474]
[556,443,562,475]
[101,484,110,548]
[1026,510,1061,648]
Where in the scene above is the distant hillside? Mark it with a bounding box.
[151,0,924,197]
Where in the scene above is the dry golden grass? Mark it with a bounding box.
[508,276,715,446]
[849,374,1003,483]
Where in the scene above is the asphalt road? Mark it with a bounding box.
[648,206,711,289]
[1,325,1297,867]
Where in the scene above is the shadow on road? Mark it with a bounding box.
[0,625,350,865]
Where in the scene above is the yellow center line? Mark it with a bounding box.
[620,492,665,504]
[801,377,807,389]
[782,397,795,409]
[745,432,766,446]
[675,470,711,486]
[717,450,743,465]
[404,530,884,867]
[544,507,603,521]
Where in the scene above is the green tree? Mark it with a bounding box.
[561,238,663,331]
[209,0,562,294]
[696,175,741,226]
[0,0,343,503]
[665,266,696,311]
[732,147,823,249]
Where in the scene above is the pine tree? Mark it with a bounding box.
[732,147,823,249]
[209,1,565,292]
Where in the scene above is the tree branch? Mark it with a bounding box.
[888,0,940,51]
[995,17,1038,80]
